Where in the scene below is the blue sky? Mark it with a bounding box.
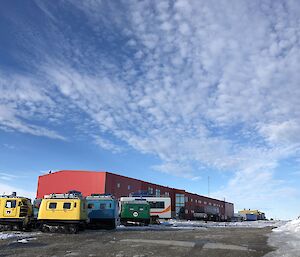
[0,0,299,220]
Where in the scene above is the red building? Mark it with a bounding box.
[37,170,234,220]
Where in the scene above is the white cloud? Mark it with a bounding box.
[259,121,300,145]
[0,182,36,201]
[0,73,66,140]
[0,104,65,140]
[93,135,123,154]
[152,162,201,180]
[0,172,19,181]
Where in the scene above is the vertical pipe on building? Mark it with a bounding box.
[224,197,226,221]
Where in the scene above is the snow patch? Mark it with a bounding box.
[116,220,282,232]
[17,238,29,244]
[0,232,38,240]
[164,219,284,228]
[265,218,300,257]
[117,223,207,231]
[16,237,37,244]
[272,218,300,236]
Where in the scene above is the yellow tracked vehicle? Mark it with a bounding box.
[0,192,33,231]
[38,191,87,233]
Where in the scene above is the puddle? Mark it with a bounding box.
[202,242,255,251]
[120,239,195,247]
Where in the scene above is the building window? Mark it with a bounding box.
[191,198,193,202]
[199,200,202,204]
[165,192,170,196]
[185,197,188,202]
[185,209,188,214]
[209,202,212,205]
[175,194,185,217]
[204,201,207,205]
[148,187,153,195]
[155,189,160,196]
[117,183,121,188]
[128,185,131,190]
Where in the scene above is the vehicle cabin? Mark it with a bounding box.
[0,193,33,230]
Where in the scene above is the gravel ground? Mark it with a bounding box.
[0,227,276,257]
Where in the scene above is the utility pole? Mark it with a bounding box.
[208,176,210,197]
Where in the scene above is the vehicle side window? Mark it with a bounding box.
[100,203,106,210]
[149,201,165,209]
[49,202,57,209]
[5,200,16,208]
[63,202,71,209]
[88,203,94,209]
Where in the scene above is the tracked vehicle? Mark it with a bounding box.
[120,200,150,226]
[38,191,87,233]
[86,194,118,229]
[0,192,33,231]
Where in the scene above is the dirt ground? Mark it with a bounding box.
[0,227,276,257]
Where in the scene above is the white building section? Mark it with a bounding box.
[120,197,171,219]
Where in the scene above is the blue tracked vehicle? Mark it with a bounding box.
[86,194,118,229]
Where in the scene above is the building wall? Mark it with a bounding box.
[105,172,143,198]
[225,202,234,219]
[36,170,234,219]
[36,170,106,198]
[184,192,227,219]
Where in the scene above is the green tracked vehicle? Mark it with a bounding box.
[120,200,150,226]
